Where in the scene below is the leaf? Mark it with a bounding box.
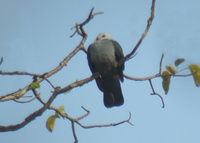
[46,115,57,132]
[189,64,200,87]
[28,82,40,90]
[166,64,176,75]
[175,58,185,67]
[162,71,171,94]
[55,106,65,118]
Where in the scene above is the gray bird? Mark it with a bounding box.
[87,33,125,108]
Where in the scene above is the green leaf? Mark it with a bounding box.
[175,58,185,67]
[55,106,65,118]
[189,64,200,87]
[28,82,40,90]
[162,71,171,94]
[46,115,57,132]
[166,64,176,74]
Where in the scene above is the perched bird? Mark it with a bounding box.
[87,33,125,108]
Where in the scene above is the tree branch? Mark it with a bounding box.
[124,53,193,81]
[0,72,98,132]
[13,96,36,103]
[0,57,3,65]
[0,71,42,77]
[159,53,164,74]
[0,8,102,102]
[119,0,156,66]
[71,121,78,143]
[0,88,59,132]
[76,112,133,129]
[149,79,165,108]
[70,7,103,38]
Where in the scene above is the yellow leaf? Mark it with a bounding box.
[55,106,65,118]
[28,82,40,90]
[46,115,57,132]
[189,64,200,87]
[162,71,171,94]
[166,64,176,75]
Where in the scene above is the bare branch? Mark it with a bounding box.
[70,7,103,38]
[124,73,158,81]
[0,19,88,102]
[0,57,3,65]
[149,79,165,108]
[0,71,98,132]
[76,112,133,129]
[159,53,164,74]
[44,78,56,89]
[76,106,90,121]
[32,89,45,105]
[124,72,193,81]
[0,70,42,77]
[0,88,28,101]
[13,96,36,103]
[58,73,99,94]
[124,51,192,81]
[119,0,156,66]
[177,67,189,73]
[71,121,78,143]
[0,88,59,132]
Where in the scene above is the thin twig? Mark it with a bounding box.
[124,73,157,81]
[0,71,42,77]
[159,53,164,74]
[124,71,193,81]
[32,89,45,105]
[75,112,133,129]
[0,57,3,65]
[70,7,103,38]
[177,67,189,73]
[71,121,78,143]
[76,106,90,121]
[44,78,56,89]
[149,79,165,108]
[13,96,36,103]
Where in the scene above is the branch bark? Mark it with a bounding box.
[0,8,102,132]
[119,0,156,66]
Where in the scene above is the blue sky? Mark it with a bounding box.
[1,0,200,143]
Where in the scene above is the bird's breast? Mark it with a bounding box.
[89,41,117,73]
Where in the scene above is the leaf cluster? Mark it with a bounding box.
[162,59,200,94]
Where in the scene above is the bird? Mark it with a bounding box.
[87,33,125,108]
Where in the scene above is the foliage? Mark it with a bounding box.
[46,106,65,132]
[189,65,200,87]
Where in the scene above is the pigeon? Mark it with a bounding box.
[87,33,125,107]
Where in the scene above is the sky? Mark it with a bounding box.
[0,0,200,143]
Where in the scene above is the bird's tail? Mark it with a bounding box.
[102,74,124,108]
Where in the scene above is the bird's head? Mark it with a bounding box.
[95,33,112,41]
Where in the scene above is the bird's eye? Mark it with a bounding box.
[102,35,106,37]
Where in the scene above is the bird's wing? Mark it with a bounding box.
[87,44,104,91]
[111,40,125,82]
[87,44,96,74]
